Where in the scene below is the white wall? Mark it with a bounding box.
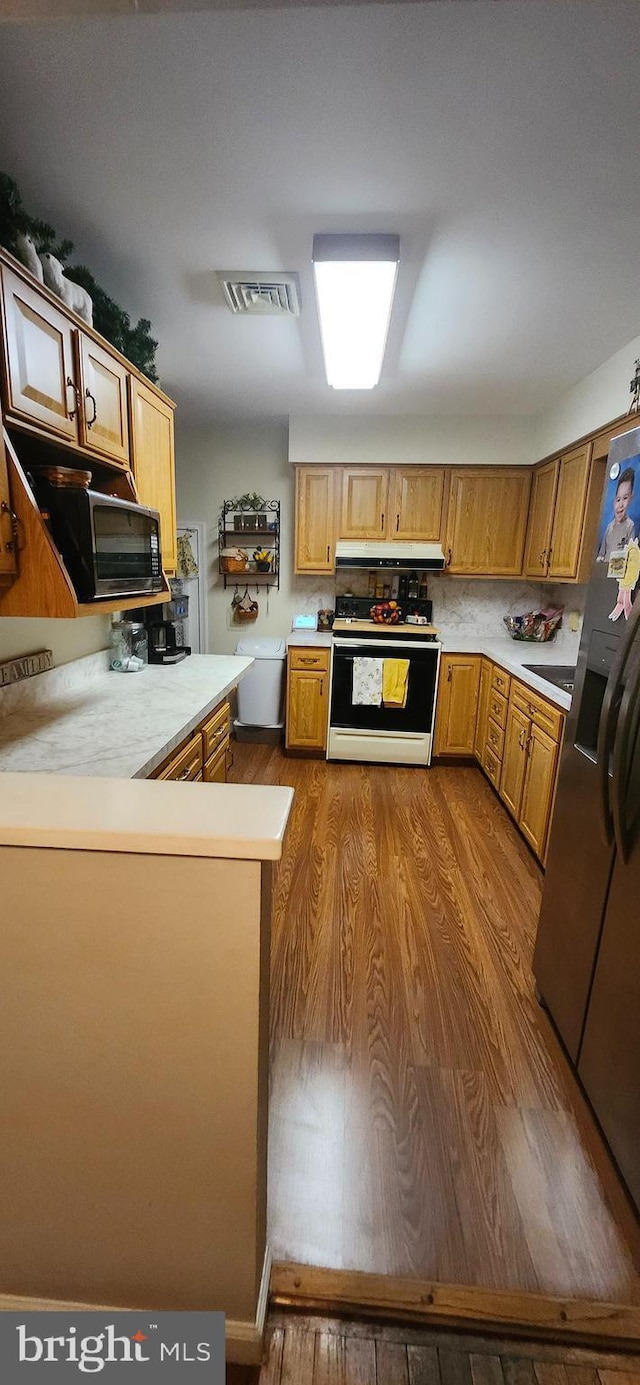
[0,614,111,669]
[534,331,640,460]
[175,420,334,656]
[288,414,535,466]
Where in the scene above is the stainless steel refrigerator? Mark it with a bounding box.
[533,423,640,1213]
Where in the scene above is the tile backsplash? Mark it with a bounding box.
[329,571,587,645]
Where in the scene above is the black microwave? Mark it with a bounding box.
[36,484,163,601]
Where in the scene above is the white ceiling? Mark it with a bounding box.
[0,1,639,423]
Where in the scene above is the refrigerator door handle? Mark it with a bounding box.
[611,636,640,863]
[597,598,640,845]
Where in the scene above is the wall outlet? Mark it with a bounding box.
[569,610,580,632]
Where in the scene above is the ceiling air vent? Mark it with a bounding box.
[217,271,301,316]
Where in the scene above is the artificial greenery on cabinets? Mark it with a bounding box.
[0,173,159,382]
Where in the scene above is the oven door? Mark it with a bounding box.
[328,637,441,766]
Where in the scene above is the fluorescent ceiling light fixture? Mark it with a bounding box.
[312,233,400,390]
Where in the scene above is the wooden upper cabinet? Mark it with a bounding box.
[0,433,17,582]
[130,378,177,575]
[445,467,531,576]
[295,467,336,573]
[548,443,592,579]
[76,334,130,466]
[391,467,445,541]
[340,467,388,539]
[434,654,481,756]
[524,459,558,579]
[0,265,78,443]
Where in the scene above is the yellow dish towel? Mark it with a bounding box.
[382,657,410,708]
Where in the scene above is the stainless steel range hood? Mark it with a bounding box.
[335,540,446,571]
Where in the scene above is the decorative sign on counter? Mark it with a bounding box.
[0,649,53,687]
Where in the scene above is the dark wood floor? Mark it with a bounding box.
[230,748,640,1302]
[228,1311,640,1385]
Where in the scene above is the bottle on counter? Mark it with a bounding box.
[419,574,429,600]
[368,570,376,598]
[407,570,419,599]
[398,574,408,601]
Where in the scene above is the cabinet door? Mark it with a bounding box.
[499,700,529,820]
[0,435,17,582]
[519,721,559,861]
[523,459,558,578]
[286,668,328,751]
[340,468,388,539]
[391,467,445,541]
[130,378,177,575]
[434,655,481,755]
[0,265,78,442]
[474,658,492,761]
[77,334,130,466]
[548,444,591,579]
[445,467,531,576]
[295,467,337,573]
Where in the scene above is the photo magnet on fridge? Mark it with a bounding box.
[596,451,640,619]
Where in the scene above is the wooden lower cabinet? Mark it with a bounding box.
[434,654,481,756]
[495,678,564,862]
[474,658,492,760]
[151,698,232,783]
[518,720,560,860]
[286,646,330,753]
[499,700,530,819]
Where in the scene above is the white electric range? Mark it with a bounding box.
[328,596,442,766]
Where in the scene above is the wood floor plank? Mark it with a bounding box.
[280,1325,316,1385]
[376,1340,409,1385]
[470,1356,506,1385]
[502,1361,538,1385]
[230,748,640,1302]
[260,1327,285,1385]
[439,1350,474,1385]
[314,1331,346,1385]
[407,1345,441,1385]
[344,1335,377,1385]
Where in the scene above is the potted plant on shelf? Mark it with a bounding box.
[253,547,272,572]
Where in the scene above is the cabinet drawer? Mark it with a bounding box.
[483,743,501,788]
[512,681,563,741]
[203,736,229,783]
[486,716,505,760]
[201,701,231,760]
[155,732,203,782]
[488,688,508,729]
[491,665,511,699]
[289,647,330,673]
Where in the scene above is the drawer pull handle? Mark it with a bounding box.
[177,765,196,781]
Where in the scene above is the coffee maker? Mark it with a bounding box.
[140,593,191,665]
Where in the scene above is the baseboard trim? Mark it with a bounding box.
[270,1263,640,1352]
[0,1245,273,1369]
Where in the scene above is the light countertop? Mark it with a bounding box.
[438,634,579,711]
[0,653,254,778]
[0,773,294,859]
[286,632,334,647]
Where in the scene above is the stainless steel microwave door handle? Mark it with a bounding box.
[597,597,640,847]
[611,638,640,863]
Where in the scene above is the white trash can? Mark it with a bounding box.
[235,636,286,741]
